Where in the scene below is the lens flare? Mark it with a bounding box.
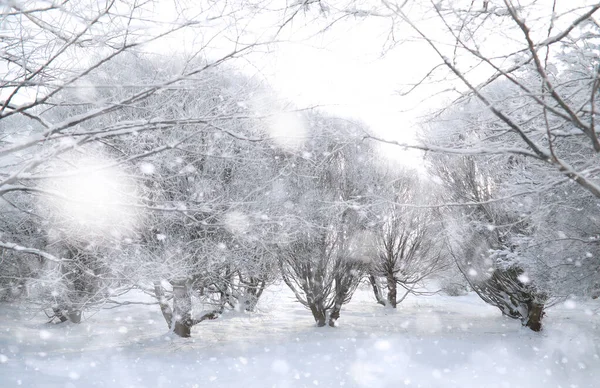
[40,154,139,241]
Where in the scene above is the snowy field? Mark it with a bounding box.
[0,285,598,388]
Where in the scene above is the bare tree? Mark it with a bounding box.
[0,0,280,330]
[369,173,447,307]
[369,206,445,308]
[0,0,265,267]
[427,134,548,331]
[82,54,284,337]
[269,4,600,327]
[373,0,600,199]
[277,114,377,327]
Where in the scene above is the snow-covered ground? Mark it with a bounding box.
[1,284,598,388]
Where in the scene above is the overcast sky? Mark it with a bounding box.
[115,0,590,165]
[246,0,587,148]
[247,7,442,166]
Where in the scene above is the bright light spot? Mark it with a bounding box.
[64,173,116,218]
[118,326,128,334]
[223,211,250,235]
[0,354,7,363]
[39,330,52,340]
[517,274,530,284]
[40,155,138,240]
[180,164,196,174]
[139,162,156,175]
[267,112,307,150]
[564,300,577,309]
[468,269,478,277]
[68,371,80,380]
[160,279,171,289]
[374,340,391,351]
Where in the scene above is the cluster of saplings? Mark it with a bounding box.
[0,54,586,339]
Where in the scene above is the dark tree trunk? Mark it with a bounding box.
[243,278,266,312]
[387,274,397,308]
[309,303,327,327]
[67,310,82,323]
[153,280,221,338]
[251,279,266,309]
[154,280,194,338]
[154,281,173,327]
[52,307,81,323]
[172,280,193,338]
[525,302,544,332]
[52,308,68,323]
[172,321,191,337]
[369,274,387,306]
[466,266,546,332]
[329,303,341,327]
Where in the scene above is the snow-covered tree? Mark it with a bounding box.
[426,93,548,331]
[92,56,281,337]
[277,114,379,327]
[422,33,600,326]
[369,172,446,308]
[0,0,266,289]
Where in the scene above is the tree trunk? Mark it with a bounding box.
[329,303,341,327]
[52,308,68,323]
[172,280,193,338]
[66,309,82,323]
[387,274,397,308]
[153,280,196,337]
[243,277,266,312]
[369,274,387,306]
[52,307,81,323]
[253,279,266,305]
[172,321,191,337]
[309,303,327,327]
[153,281,173,327]
[525,302,544,332]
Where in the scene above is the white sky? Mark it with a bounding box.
[244,10,441,166]
[144,0,445,165]
[0,0,449,169]
[238,0,592,168]
[8,0,590,167]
